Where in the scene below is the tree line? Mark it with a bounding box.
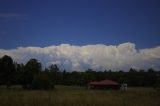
[0,55,160,90]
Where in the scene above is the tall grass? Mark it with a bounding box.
[0,85,159,106]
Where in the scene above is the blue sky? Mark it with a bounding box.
[0,0,160,71]
[0,0,160,49]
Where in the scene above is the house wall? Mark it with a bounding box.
[89,84,120,90]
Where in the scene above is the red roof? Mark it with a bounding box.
[89,79,119,85]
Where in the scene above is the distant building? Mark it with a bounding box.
[88,79,121,90]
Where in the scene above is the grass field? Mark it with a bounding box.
[0,85,160,106]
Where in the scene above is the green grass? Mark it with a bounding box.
[0,85,160,106]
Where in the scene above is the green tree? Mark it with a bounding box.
[145,68,157,86]
[84,69,96,84]
[14,63,24,85]
[48,64,61,84]
[31,72,54,90]
[21,59,41,89]
[154,73,160,90]
[0,55,15,88]
[0,58,3,85]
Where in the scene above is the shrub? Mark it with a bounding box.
[31,73,54,90]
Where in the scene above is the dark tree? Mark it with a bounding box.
[31,72,54,90]
[21,59,41,89]
[48,64,61,84]
[0,58,2,85]
[14,63,24,85]
[1,55,160,89]
[0,55,15,88]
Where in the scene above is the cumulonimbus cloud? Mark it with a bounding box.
[0,42,160,71]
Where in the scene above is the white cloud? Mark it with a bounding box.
[0,42,160,71]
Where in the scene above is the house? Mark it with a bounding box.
[88,79,121,90]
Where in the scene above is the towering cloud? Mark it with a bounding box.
[0,42,160,71]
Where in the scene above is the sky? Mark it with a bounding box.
[0,0,160,71]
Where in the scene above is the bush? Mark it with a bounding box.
[153,77,160,90]
[31,73,54,90]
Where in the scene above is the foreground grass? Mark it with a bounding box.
[0,86,160,106]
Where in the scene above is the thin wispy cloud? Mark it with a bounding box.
[0,13,22,18]
[0,13,28,20]
[0,42,160,71]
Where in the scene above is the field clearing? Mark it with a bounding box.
[0,85,160,106]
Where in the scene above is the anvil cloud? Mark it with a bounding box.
[0,42,160,71]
